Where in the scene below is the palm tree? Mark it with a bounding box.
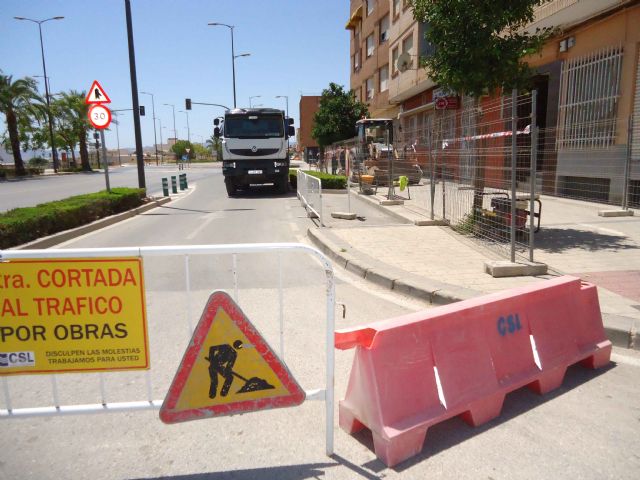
[206,134,222,160]
[0,72,45,176]
[56,91,93,171]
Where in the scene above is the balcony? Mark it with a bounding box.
[528,0,631,30]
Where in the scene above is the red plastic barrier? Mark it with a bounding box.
[335,276,611,467]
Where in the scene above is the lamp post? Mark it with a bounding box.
[14,15,64,173]
[111,108,133,166]
[179,110,191,143]
[208,22,251,108]
[140,91,159,165]
[163,103,177,146]
[157,118,164,163]
[249,95,261,108]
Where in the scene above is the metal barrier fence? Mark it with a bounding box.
[297,170,324,226]
[0,243,336,455]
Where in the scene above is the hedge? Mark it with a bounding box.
[0,187,146,249]
[289,169,346,189]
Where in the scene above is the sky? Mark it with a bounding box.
[1,0,350,151]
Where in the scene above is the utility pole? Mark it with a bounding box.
[124,0,146,188]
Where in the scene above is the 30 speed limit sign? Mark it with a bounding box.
[88,104,112,129]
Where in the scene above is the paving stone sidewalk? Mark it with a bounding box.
[307,179,640,349]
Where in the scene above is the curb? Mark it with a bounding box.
[307,226,638,350]
[15,196,173,250]
[307,227,481,306]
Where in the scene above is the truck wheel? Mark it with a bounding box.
[225,178,237,196]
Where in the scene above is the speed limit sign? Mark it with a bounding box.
[88,104,112,129]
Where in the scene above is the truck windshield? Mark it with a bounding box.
[224,115,284,138]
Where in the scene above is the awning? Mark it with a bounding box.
[345,5,363,30]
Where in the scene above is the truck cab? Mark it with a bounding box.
[215,108,294,196]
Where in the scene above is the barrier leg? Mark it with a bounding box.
[460,392,505,427]
[338,403,365,434]
[528,367,566,395]
[581,341,612,369]
[372,427,428,468]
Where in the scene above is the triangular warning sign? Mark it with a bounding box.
[85,80,111,104]
[160,291,305,424]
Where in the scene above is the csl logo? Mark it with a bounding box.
[0,351,36,368]
[497,314,522,336]
[251,145,257,153]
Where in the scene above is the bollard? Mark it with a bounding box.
[183,173,188,189]
[162,178,169,196]
[179,173,185,190]
[171,176,178,194]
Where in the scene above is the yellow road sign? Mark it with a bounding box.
[0,258,149,375]
[160,291,305,423]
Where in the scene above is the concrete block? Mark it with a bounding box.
[331,211,357,220]
[597,209,634,217]
[484,260,548,278]
[380,199,404,206]
[414,219,448,226]
[364,269,395,290]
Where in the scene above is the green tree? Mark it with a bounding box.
[55,91,93,171]
[0,72,45,176]
[411,0,555,96]
[206,134,222,160]
[171,140,194,159]
[312,83,369,149]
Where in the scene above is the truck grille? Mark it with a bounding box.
[229,148,279,156]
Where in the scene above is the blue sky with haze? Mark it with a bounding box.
[1,0,350,151]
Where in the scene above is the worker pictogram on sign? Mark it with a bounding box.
[85,80,111,104]
[159,291,305,424]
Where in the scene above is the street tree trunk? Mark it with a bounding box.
[6,109,26,176]
[79,133,91,171]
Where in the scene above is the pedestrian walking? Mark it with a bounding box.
[331,150,338,175]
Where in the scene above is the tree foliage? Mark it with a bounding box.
[171,140,195,159]
[0,71,45,175]
[411,0,555,96]
[206,134,222,159]
[311,83,369,147]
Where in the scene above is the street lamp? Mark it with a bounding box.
[249,95,261,108]
[111,108,133,166]
[157,118,164,163]
[163,103,177,146]
[140,91,159,165]
[208,22,250,108]
[178,110,191,143]
[14,15,64,172]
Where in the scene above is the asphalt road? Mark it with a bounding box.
[0,163,217,212]
[1,171,639,479]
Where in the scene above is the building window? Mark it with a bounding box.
[366,0,375,17]
[379,65,389,92]
[366,34,374,57]
[393,0,400,19]
[402,33,413,55]
[353,50,361,72]
[366,77,374,101]
[391,46,399,76]
[558,45,623,149]
[379,14,390,44]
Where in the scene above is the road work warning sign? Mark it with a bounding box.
[0,258,149,375]
[160,291,305,424]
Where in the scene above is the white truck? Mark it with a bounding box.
[214,108,294,196]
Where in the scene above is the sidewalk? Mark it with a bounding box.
[306,177,640,349]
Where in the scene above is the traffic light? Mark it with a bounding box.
[185,98,192,110]
[139,105,146,116]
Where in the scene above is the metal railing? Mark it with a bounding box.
[297,170,324,226]
[0,243,336,455]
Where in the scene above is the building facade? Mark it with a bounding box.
[298,95,321,162]
[346,0,398,118]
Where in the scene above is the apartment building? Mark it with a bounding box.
[346,0,640,205]
[346,0,398,118]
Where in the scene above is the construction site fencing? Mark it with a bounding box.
[0,243,336,455]
[297,170,324,226]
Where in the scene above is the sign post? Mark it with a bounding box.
[86,81,113,193]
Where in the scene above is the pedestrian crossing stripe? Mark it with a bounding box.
[159,291,305,424]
